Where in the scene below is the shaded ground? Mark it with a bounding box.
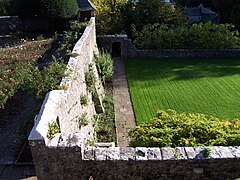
[0,92,37,179]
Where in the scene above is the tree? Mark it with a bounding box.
[0,0,17,15]
[17,0,78,20]
[123,0,187,38]
[92,0,127,34]
[40,0,78,19]
[17,0,42,18]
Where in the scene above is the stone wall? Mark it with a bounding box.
[97,34,240,59]
[29,17,104,152]
[30,144,240,179]
[0,16,20,34]
[97,34,138,58]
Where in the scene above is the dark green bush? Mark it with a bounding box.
[17,0,42,18]
[40,0,78,19]
[129,109,240,147]
[94,50,113,83]
[0,0,17,15]
[14,57,66,99]
[134,22,240,50]
[60,21,88,54]
[94,96,116,142]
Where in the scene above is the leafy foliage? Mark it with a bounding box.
[80,94,88,106]
[0,0,17,15]
[0,39,53,107]
[24,57,67,98]
[92,0,126,34]
[60,21,88,54]
[129,109,240,147]
[47,120,60,139]
[85,64,96,93]
[78,112,89,127]
[40,0,78,19]
[134,22,240,50]
[94,96,116,142]
[17,0,42,18]
[123,0,187,38]
[94,50,113,83]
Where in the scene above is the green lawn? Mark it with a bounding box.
[125,58,240,124]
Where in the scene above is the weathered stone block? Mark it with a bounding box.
[95,148,108,161]
[147,148,162,160]
[175,147,187,160]
[184,147,196,159]
[135,147,148,161]
[83,147,95,160]
[229,146,240,158]
[120,147,135,161]
[161,147,175,160]
[211,146,235,159]
[106,147,120,160]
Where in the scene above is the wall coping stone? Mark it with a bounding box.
[83,146,240,161]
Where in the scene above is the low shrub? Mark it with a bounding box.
[21,56,67,98]
[78,112,88,127]
[94,96,116,142]
[60,21,88,54]
[129,109,240,147]
[47,120,60,139]
[134,22,240,50]
[80,94,88,106]
[94,50,113,83]
[85,64,96,93]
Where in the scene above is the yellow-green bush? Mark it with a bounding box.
[129,109,240,147]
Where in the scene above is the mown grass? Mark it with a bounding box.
[125,58,240,124]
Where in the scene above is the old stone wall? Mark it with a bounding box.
[97,34,240,59]
[29,144,240,179]
[29,17,103,149]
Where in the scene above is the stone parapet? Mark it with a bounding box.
[83,146,240,161]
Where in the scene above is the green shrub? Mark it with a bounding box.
[94,96,116,142]
[23,57,67,98]
[134,22,240,50]
[95,51,113,83]
[60,21,88,54]
[40,0,78,19]
[0,0,16,15]
[17,0,42,18]
[129,109,240,147]
[78,112,88,127]
[80,94,88,106]
[85,64,96,93]
[47,120,60,139]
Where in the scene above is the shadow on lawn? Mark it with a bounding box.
[126,58,240,81]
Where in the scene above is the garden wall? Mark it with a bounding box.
[30,144,240,179]
[29,23,240,179]
[97,34,240,58]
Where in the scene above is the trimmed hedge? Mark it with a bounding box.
[129,109,240,147]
